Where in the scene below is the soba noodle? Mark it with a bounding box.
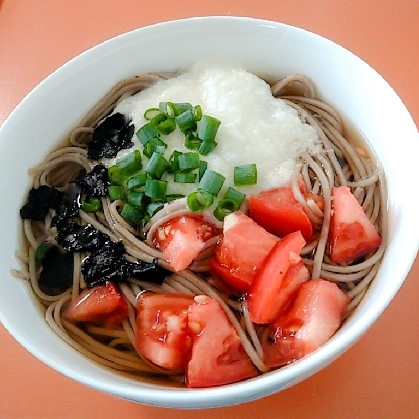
[13,70,386,382]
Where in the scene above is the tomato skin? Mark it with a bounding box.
[211,212,278,292]
[153,215,219,272]
[330,186,382,264]
[136,293,194,371]
[249,187,314,240]
[186,295,258,388]
[63,282,128,329]
[262,279,349,368]
[247,231,307,324]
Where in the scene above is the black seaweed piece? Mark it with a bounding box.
[20,185,63,221]
[56,221,108,252]
[81,240,128,287]
[87,113,135,160]
[75,164,109,197]
[53,183,82,225]
[38,246,74,295]
[81,241,169,288]
[128,258,168,285]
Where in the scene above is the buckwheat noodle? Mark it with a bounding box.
[12,71,387,381]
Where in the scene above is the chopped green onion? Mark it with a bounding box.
[184,131,201,150]
[136,122,160,145]
[165,194,185,202]
[167,150,182,173]
[144,107,160,120]
[197,115,221,143]
[159,102,177,118]
[198,140,217,156]
[198,169,225,196]
[187,189,214,212]
[126,173,147,191]
[81,195,101,213]
[223,187,246,207]
[194,105,203,121]
[35,242,55,264]
[146,201,165,218]
[108,185,125,201]
[151,113,176,135]
[120,203,143,226]
[175,109,197,132]
[174,172,197,183]
[142,137,167,158]
[127,190,146,208]
[198,160,208,181]
[145,152,169,179]
[234,164,257,186]
[213,198,240,221]
[178,152,200,172]
[172,102,193,116]
[108,165,122,185]
[145,179,168,200]
[116,150,142,177]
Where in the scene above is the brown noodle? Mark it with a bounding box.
[12,71,387,380]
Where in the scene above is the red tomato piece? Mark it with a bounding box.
[247,231,307,324]
[153,215,219,272]
[330,186,382,264]
[249,187,314,240]
[262,279,349,368]
[186,295,258,388]
[63,282,128,329]
[136,293,194,371]
[211,212,277,292]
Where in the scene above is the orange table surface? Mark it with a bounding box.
[1,1,419,418]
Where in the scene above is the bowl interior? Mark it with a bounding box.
[0,16,418,408]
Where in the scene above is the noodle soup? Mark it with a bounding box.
[14,62,386,388]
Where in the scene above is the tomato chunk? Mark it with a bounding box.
[262,279,349,368]
[330,186,382,264]
[63,282,128,329]
[136,293,194,371]
[247,231,307,324]
[186,295,258,388]
[249,187,314,240]
[153,215,219,272]
[211,212,277,292]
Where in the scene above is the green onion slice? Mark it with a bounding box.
[198,140,217,156]
[178,152,200,172]
[146,201,165,218]
[120,203,143,226]
[145,152,169,179]
[197,115,221,143]
[126,173,147,191]
[144,108,160,120]
[184,131,202,150]
[175,109,197,132]
[35,242,55,264]
[198,169,225,196]
[234,164,257,186]
[213,198,240,221]
[108,165,122,186]
[142,136,167,158]
[151,113,176,135]
[167,150,182,173]
[174,172,197,183]
[198,160,208,181]
[145,179,168,200]
[223,187,246,207]
[108,185,125,202]
[187,189,215,212]
[116,150,142,177]
[127,190,146,209]
[81,195,101,213]
[136,122,160,145]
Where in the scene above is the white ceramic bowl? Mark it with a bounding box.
[0,16,418,409]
